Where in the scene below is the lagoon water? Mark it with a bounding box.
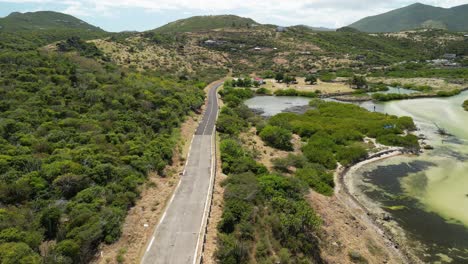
[355,91,468,263]
[367,86,421,95]
[245,91,468,263]
[244,96,311,116]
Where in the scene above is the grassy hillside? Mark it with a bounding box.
[153,15,259,33]
[0,11,104,32]
[349,3,468,32]
[95,22,466,79]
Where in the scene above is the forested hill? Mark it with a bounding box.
[153,15,260,33]
[0,11,109,51]
[349,3,468,32]
[0,16,207,263]
[0,11,103,32]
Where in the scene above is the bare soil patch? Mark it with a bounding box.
[309,190,402,264]
[240,127,302,171]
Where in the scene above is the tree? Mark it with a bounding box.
[283,75,297,85]
[350,75,368,89]
[305,75,317,85]
[0,242,41,264]
[275,72,284,83]
[40,207,61,239]
[54,240,80,260]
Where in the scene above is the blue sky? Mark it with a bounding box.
[0,0,467,32]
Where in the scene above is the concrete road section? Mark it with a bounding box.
[141,81,222,264]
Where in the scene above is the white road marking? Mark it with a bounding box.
[146,236,155,253]
[141,82,222,264]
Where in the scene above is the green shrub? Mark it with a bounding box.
[259,125,293,151]
[256,87,272,95]
[295,168,334,196]
[437,89,461,97]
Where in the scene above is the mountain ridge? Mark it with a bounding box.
[152,15,260,33]
[349,3,468,32]
[0,11,104,32]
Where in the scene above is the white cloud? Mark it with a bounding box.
[1,0,467,28]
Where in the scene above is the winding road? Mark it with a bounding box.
[141,81,222,264]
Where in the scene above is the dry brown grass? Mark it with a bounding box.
[240,127,302,171]
[262,77,354,95]
[91,36,228,73]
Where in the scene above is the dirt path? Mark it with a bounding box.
[309,149,421,264]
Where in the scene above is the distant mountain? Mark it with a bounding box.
[304,26,335,32]
[0,11,104,32]
[153,15,259,33]
[349,3,468,32]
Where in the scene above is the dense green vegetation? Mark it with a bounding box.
[259,125,293,151]
[349,3,468,32]
[274,89,318,97]
[0,31,205,262]
[56,37,105,58]
[372,88,462,101]
[437,89,462,97]
[153,15,258,33]
[370,62,468,79]
[0,11,104,32]
[463,100,468,111]
[215,80,420,263]
[216,86,323,263]
[372,93,410,101]
[257,100,418,194]
[285,27,429,65]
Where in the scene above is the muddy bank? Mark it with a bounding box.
[334,149,424,264]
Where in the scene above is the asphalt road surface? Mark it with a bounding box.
[141,82,222,264]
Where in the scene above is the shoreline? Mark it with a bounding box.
[333,87,468,103]
[334,148,424,264]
